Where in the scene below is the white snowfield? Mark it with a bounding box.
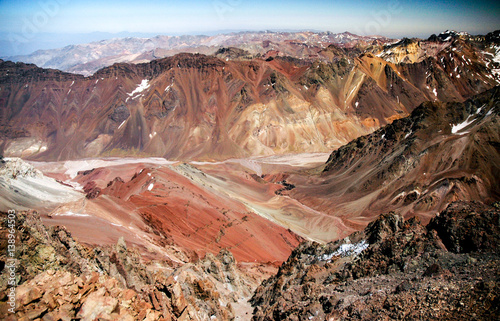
[451,117,475,134]
[55,211,91,217]
[61,157,178,180]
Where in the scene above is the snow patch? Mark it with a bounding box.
[451,119,472,134]
[333,240,369,257]
[62,158,177,181]
[128,79,150,97]
[347,86,357,98]
[451,107,483,134]
[450,105,491,134]
[148,183,154,191]
[320,240,369,261]
[56,211,91,217]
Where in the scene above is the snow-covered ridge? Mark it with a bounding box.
[0,157,43,179]
[331,240,369,257]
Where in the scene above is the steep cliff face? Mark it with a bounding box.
[1,32,498,161]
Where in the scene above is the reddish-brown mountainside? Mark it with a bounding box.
[288,86,500,232]
[1,31,498,161]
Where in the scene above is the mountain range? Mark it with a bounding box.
[1,30,499,162]
[6,31,394,76]
[0,29,499,320]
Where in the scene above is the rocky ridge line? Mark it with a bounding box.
[251,201,500,320]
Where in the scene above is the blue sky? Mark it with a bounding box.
[0,0,499,55]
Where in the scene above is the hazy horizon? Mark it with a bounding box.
[0,0,499,56]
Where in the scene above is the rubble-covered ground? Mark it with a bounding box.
[251,201,500,320]
[0,210,274,321]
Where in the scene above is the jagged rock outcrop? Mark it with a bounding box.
[0,211,272,320]
[251,201,500,320]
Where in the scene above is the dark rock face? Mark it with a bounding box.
[287,86,500,232]
[108,105,130,123]
[251,201,500,320]
[427,201,500,253]
[83,181,101,199]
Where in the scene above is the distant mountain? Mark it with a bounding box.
[0,31,160,57]
[7,31,395,76]
[0,31,498,162]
